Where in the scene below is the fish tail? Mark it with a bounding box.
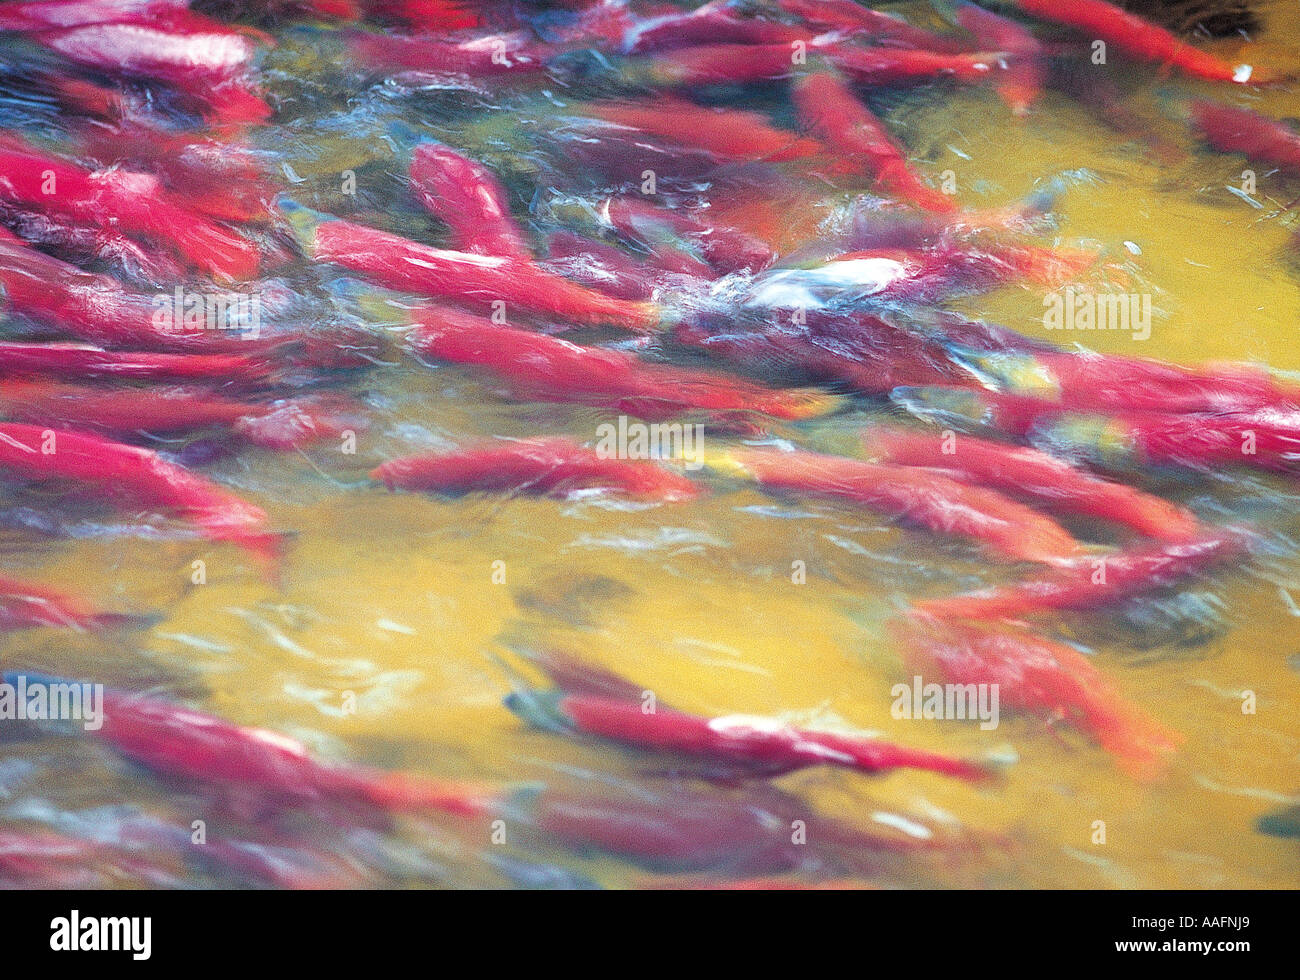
[756,386,845,420]
[1007,514,1086,565]
[880,167,959,213]
[218,530,288,583]
[1105,488,1203,542]
[1014,243,1100,286]
[1086,695,1183,780]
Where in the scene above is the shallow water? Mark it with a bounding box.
[2,1,1300,888]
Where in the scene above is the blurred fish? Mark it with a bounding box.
[0,572,142,632]
[0,343,273,382]
[673,312,971,393]
[7,672,499,821]
[1257,804,1300,839]
[0,201,190,285]
[507,679,993,781]
[793,68,956,212]
[629,40,819,87]
[862,426,1202,541]
[594,194,774,274]
[1190,99,1300,173]
[0,0,189,32]
[954,347,1299,415]
[623,1,811,54]
[29,12,273,124]
[0,225,216,348]
[348,28,553,77]
[0,138,260,280]
[895,616,1182,775]
[372,436,702,501]
[79,122,276,224]
[0,381,351,450]
[0,423,280,564]
[1033,408,1300,475]
[586,95,821,163]
[889,384,1300,479]
[1003,0,1269,83]
[777,0,969,52]
[710,444,1085,564]
[744,241,1097,312]
[362,0,475,30]
[944,1,1044,115]
[518,780,947,876]
[542,230,670,300]
[825,45,1003,86]
[915,529,1247,620]
[309,215,659,330]
[408,306,838,422]
[409,142,531,260]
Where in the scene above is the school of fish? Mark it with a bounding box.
[0,0,1296,888]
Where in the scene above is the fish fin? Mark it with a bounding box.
[1093,702,1183,781]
